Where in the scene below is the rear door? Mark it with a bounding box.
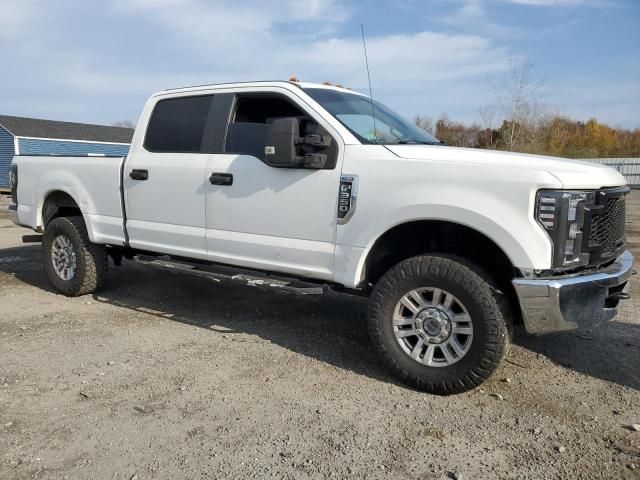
[124,94,215,259]
[204,88,344,280]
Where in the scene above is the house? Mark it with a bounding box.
[0,115,134,190]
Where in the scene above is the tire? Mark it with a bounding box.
[368,254,511,395]
[42,216,108,296]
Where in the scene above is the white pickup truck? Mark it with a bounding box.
[9,80,633,394]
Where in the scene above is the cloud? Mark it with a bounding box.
[441,0,519,37]
[0,0,634,129]
[502,0,603,5]
[0,0,36,38]
[0,0,514,125]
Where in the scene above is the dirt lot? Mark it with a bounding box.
[0,193,639,480]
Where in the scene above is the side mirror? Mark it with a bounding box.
[265,118,300,167]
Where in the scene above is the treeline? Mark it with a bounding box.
[414,115,640,158]
[413,59,639,158]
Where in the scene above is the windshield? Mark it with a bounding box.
[303,88,441,145]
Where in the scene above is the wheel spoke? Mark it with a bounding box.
[453,313,471,324]
[399,295,420,315]
[448,337,465,357]
[408,290,427,309]
[422,344,436,366]
[453,326,473,336]
[395,329,418,338]
[430,288,442,306]
[442,292,454,310]
[393,315,414,327]
[410,339,424,360]
[440,344,455,364]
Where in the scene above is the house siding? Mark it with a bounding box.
[0,125,15,189]
[18,138,130,157]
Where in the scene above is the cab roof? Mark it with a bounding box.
[160,80,367,98]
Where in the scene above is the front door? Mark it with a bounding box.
[204,90,343,281]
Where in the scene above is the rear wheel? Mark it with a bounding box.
[42,216,108,296]
[368,254,510,394]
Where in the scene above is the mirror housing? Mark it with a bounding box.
[265,117,330,169]
[265,118,300,168]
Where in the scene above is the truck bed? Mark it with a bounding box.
[14,155,126,245]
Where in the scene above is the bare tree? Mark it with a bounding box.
[486,59,545,151]
[413,115,435,135]
[436,114,481,148]
[478,104,498,149]
[111,120,135,128]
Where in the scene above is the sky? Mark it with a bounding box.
[0,0,638,129]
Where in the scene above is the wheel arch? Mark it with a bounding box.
[358,219,521,294]
[40,189,86,231]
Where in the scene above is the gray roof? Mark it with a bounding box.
[0,115,134,144]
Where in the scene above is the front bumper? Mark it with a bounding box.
[512,250,633,334]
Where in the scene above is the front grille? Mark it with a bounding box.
[587,189,627,261]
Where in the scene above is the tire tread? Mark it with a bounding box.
[368,254,511,395]
[42,216,108,296]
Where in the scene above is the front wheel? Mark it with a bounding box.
[42,216,108,296]
[368,254,511,395]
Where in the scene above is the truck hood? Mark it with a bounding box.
[385,145,626,189]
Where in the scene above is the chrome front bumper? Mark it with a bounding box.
[512,250,634,334]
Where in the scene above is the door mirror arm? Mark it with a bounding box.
[297,134,332,148]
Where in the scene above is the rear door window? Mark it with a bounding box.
[144,95,214,153]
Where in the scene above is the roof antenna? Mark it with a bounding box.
[360,24,378,142]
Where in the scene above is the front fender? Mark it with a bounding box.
[335,151,561,287]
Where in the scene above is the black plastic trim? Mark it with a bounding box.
[118,157,130,247]
[583,186,629,267]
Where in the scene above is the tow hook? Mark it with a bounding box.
[607,291,630,302]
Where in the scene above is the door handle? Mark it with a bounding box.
[130,169,149,181]
[210,172,233,186]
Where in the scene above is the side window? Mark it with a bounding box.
[225,95,313,161]
[144,95,214,153]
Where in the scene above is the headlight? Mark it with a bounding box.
[536,190,595,269]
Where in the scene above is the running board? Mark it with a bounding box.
[133,255,327,296]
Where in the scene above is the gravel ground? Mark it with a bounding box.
[0,192,639,480]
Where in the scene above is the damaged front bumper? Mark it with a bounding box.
[512,250,633,334]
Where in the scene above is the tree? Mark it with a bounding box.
[411,58,640,158]
[485,59,545,152]
[413,115,434,135]
[435,114,481,148]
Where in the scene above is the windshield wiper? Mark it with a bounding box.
[396,139,443,145]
